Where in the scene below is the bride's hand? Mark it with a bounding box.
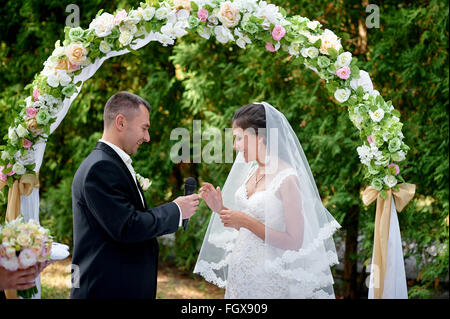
[199,182,223,212]
[219,209,247,230]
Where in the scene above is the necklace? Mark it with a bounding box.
[254,169,264,186]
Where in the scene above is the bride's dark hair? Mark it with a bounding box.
[232,103,267,143]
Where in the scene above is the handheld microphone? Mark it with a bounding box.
[183,177,197,231]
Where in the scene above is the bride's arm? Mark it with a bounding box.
[267,175,304,250]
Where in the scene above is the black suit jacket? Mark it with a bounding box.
[70,142,180,299]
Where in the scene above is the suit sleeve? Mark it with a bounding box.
[83,160,180,243]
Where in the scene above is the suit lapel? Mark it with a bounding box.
[135,177,148,210]
[95,142,147,210]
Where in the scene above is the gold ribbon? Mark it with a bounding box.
[0,173,40,299]
[362,183,416,299]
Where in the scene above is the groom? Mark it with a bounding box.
[71,91,199,299]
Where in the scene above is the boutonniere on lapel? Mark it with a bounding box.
[136,173,152,191]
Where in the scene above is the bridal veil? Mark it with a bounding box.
[194,102,341,298]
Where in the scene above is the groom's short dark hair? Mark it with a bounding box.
[103,91,151,128]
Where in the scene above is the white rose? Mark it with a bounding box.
[255,1,283,28]
[15,149,36,166]
[214,25,234,44]
[8,127,18,143]
[334,88,351,103]
[59,70,72,87]
[52,46,66,59]
[12,162,26,175]
[135,26,146,38]
[155,7,170,20]
[288,43,300,57]
[233,0,258,13]
[350,70,374,93]
[301,47,319,59]
[394,150,406,162]
[89,13,115,37]
[47,69,72,88]
[47,73,59,88]
[357,144,372,166]
[161,22,187,39]
[176,9,190,22]
[383,175,398,188]
[307,20,321,30]
[199,27,212,40]
[369,108,385,122]
[350,113,363,130]
[141,6,156,21]
[207,12,219,26]
[15,124,28,138]
[218,1,241,28]
[140,178,152,191]
[99,40,111,53]
[17,233,32,246]
[300,29,320,44]
[335,51,352,68]
[319,29,342,55]
[119,31,133,46]
[1,150,11,161]
[0,256,19,271]
[126,10,142,25]
[25,96,34,108]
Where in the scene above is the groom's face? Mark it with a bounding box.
[122,103,151,154]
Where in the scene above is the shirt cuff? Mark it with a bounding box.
[173,201,183,227]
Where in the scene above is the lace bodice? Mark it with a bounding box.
[224,167,297,299]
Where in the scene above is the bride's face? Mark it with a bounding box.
[232,125,265,163]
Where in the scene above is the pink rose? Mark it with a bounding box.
[0,164,14,181]
[265,42,276,52]
[23,138,32,149]
[0,166,6,182]
[26,107,38,118]
[272,25,286,41]
[114,9,127,25]
[6,163,14,176]
[69,62,81,71]
[367,135,374,144]
[388,163,400,175]
[197,8,209,22]
[336,66,351,80]
[32,89,40,102]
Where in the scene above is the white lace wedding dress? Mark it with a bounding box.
[225,167,297,299]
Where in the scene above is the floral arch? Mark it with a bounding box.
[0,0,415,299]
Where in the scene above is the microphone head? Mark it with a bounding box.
[185,177,197,187]
[184,177,197,195]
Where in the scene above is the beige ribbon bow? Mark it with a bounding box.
[0,173,40,299]
[362,183,416,299]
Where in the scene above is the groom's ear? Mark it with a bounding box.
[115,114,127,131]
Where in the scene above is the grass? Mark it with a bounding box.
[40,257,224,299]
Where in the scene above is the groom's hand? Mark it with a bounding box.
[173,194,200,219]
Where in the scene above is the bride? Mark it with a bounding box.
[194,102,341,299]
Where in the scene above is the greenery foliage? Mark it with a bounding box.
[0,0,448,298]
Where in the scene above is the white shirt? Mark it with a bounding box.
[99,139,183,227]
